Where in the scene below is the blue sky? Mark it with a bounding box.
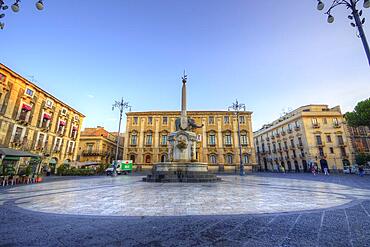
[1,0,369,132]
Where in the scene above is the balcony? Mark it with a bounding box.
[272,149,277,153]
[266,137,270,141]
[312,123,320,129]
[294,126,301,131]
[316,142,325,147]
[333,123,341,128]
[82,150,109,156]
[297,143,304,149]
[283,147,288,152]
[271,135,275,140]
[281,131,286,136]
[276,133,280,138]
[338,141,346,147]
[278,148,283,153]
[287,129,293,134]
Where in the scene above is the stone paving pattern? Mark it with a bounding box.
[0,173,370,246]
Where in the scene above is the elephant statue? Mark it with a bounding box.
[175,117,203,131]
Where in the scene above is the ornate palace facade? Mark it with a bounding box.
[124,111,256,172]
[0,64,85,171]
[254,105,354,172]
[77,126,124,164]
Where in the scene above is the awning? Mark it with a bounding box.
[0,148,40,158]
[43,113,51,120]
[59,121,66,126]
[22,104,32,111]
[72,126,78,131]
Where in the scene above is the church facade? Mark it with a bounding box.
[124,110,257,172]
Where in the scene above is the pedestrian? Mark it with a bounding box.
[359,165,364,177]
[281,165,285,174]
[311,165,316,176]
[323,164,329,176]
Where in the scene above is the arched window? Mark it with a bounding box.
[161,154,167,162]
[224,131,232,146]
[145,155,151,163]
[129,154,136,164]
[130,132,137,146]
[145,131,153,146]
[226,154,233,164]
[209,154,217,164]
[208,131,216,146]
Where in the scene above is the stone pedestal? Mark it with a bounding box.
[143,162,221,183]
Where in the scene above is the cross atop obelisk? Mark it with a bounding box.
[181,71,187,117]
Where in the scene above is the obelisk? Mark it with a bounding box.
[180,73,188,130]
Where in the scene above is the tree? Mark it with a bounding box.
[355,153,370,166]
[345,98,370,128]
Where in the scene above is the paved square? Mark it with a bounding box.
[1,173,370,246]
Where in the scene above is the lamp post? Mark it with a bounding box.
[0,0,44,29]
[112,98,131,177]
[316,0,370,66]
[228,99,246,176]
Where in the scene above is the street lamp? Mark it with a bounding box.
[112,98,131,177]
[0,0,44,29]
[316,0,370,66]
[228,99,246,176]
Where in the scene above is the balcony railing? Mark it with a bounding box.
[294,126,301,131]
[333,123,341,128]
[82,150,111,156]
[312,123,320,129]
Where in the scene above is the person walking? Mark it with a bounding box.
[311,164,317,176]
[359,165,365,177]
[280,165,286,174]
[323,164,329,176]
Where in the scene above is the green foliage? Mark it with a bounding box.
[355,153,370,166]
[345,98,370,128]
[57,164,97,176]
[96,163,109,175]
[25,165,32,176]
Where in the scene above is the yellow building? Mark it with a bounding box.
[254,105,354,172]
[77,126,124,165]
[124,111,256,172]
[0,64,85,173]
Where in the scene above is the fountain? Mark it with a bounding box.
[143,73,221,182]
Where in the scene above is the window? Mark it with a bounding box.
[54,138,62,152]
[74,115,79,121]
[61,108,67,116]
[323,118,327,124]
[318,147,324,157]
[273,143,276,153]
[58,120,66,134]
[13,126,24,142]
[71,125,78,139]
[36,133,46,149]
[224,132,232,145]
[316,135,323,145]
[133,117,138,125]
[130,132,137,145]
[209,116,215,124]
[226,154,233,164]
[298,137,303,146]
[224,116,230,124]
[290,139,295,148]
[295,121,300,128]
[288,123,292,131]
[326,135,332,143]
[284,141,288,149]
[340,147,347,157]
[330,147,334,154]
[293,150,297,158]
[242,155,249,164]
[333,118,339,125]
[87,144,93,153]
[312,118,318,125]
[337,135,344,145]
[25,88,34,97]
[239,116,245,124]
[19,104,32,122]
[209,132,216,145]
[162,117,168,125]
[45,99,53,108]
[210,155,217,164]
[148,117,153,125]
[145,132,152,145]
[41,113,51,128]
[0,73,6,82]
[241,132,248,146]
[161,134,168,145]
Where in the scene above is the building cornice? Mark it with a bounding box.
[0,63,85,118]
